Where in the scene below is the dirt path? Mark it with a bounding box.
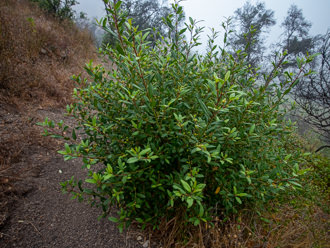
[0,106,144,248]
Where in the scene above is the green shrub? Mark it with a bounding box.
[30,0,78,20]
[301,153,330,209]
[39,0,315,232]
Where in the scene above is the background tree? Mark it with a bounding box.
[293,31,330,151]
[281,4,313,56]
[229,1,276,68]
[102,0,178,47]
[271,4,314,69]
[270,5,330,151]
[268,5,314,85]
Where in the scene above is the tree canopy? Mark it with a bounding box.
[229,2,276,67]
[294,31,330,149]
[102,0,180,47]
[278,4,314,67]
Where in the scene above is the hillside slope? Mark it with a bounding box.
[0,0,96,107]
[0,0,95,215]
[0,1,144,247]
[0,1,140,247]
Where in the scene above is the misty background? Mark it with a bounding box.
[74,0,330,50]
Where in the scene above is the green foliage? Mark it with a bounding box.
[31,0,78,20]
[303,154,330,205]
[39,0,315,231]
[26,17,36,32]
[269,134,329,213]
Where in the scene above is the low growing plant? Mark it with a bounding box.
[39,0,316,232]
[30,0,78,20]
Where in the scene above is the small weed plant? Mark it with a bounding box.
[40,0,315,232]
[30,0,78,20]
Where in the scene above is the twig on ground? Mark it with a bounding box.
[18,220,42,237]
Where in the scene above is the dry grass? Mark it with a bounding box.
[264,204,329,248]
[0,0,98,107]
[141,200,329,248]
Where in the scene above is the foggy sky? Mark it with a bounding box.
[74,0,330,51]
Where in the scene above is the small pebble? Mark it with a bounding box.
[143,240,149,248]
